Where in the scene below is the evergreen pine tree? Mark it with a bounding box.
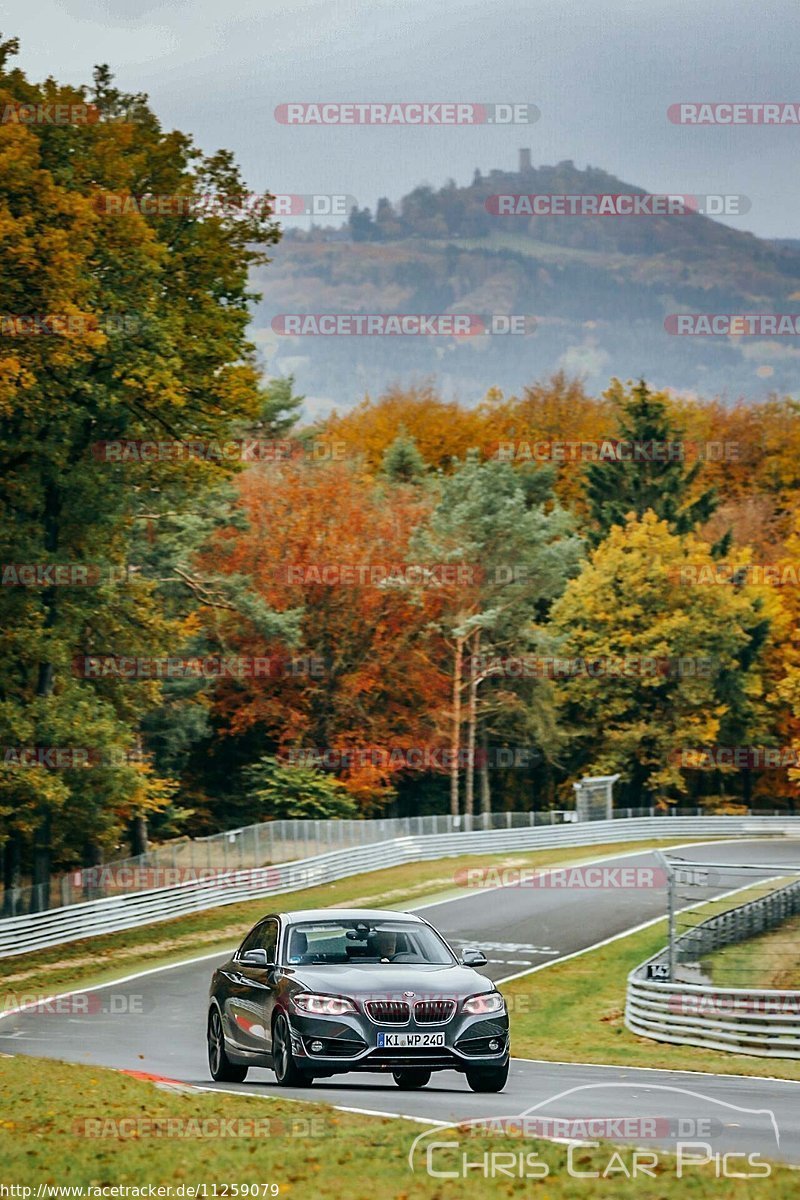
[381,429,427,483]
[585,380,718,543]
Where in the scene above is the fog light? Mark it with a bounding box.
[488,1039,500,1050]
[310,1040,324,1052]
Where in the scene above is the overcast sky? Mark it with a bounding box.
[8,0,800,238]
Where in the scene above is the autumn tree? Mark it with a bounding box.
[549,511,776,806]
[0,41,283,899]
[243,757,358,819]
[756,513,800,808]
[410,453,582,816]
[191,458,449,816]
[323,384,488,472]
[480,372,611,510]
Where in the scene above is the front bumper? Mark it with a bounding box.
[287,1008,510,1072]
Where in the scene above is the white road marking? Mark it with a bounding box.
[2,835,798,1123]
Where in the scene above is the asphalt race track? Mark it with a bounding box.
[3,838,800,1164]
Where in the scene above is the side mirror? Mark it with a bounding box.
[461,948,488,967]
[241,948,273,967]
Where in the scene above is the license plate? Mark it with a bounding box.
[377,1032,445,1048]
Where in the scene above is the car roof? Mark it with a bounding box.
[276,908,426,924]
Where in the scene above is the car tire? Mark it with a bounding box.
[208,1006,249,1083]
[272,1012,314,1087]
[465,1061,509,1093]
[392,1069,432,1090]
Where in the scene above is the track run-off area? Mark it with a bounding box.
[2,838,800,1164]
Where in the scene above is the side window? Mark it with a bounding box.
[238,923,265,957]
[258,919,279,961]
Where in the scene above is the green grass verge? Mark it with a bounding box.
[0,1054,795,1194]
[8,835,798,1086]
[3,837,702,1003]
[501,916,800,1080]
[703,912,800,990]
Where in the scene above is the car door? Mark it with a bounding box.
[226,918,279,1055]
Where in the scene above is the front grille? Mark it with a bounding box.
[364,1000,410,1024]
[414,1000,456,1024]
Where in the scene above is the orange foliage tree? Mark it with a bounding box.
[198,459,450,810]
[323,383,490,472]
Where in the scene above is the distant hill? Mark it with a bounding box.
[252,154,800,413]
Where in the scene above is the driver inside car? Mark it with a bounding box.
[373,930,398,961]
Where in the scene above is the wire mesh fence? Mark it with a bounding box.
[2,808,580,916]
[1,804,788,918]
[655,852,800,988]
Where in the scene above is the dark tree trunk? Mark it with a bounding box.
[450,636,465,818]
[479,725,491,817]
[2,832,21,917]
[29,480,62,914]
[464,631,480,821]
[130,814,149,856]
[30,810,52,913]
[81,839,104,900]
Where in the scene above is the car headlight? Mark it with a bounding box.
[462,991,506,1015]
[293,992,357,1016]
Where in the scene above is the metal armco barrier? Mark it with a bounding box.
[676,878,800,961]
[3,808,581,916]
[626,874,800,1059]
[2,814,799,959]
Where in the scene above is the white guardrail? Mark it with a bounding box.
[626,874,800,1059]
[626,971,800,1060]
[2,814,800,960]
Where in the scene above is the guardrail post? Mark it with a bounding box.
[655,851,676,980]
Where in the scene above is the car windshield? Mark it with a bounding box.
[284,920,455,965]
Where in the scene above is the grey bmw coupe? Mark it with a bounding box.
[207,908,509,1092]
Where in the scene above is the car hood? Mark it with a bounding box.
[284,962,495,999]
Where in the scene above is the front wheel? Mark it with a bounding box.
[208,1007,248,1083]
[392,1068,431,1090]
[272,1013,314,1087]
[466,1061,508,1093]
